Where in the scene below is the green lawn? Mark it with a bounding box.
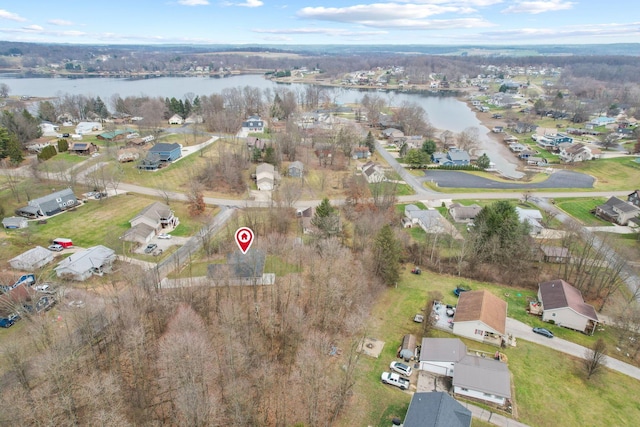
[573,157,640,191]
[554,197,611,226]
[338,268,639,427]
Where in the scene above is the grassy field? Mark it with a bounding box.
[337,268,640,427]
[574,157,640,191]
[554,197,611,226]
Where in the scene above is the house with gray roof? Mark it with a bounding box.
[595,196,640,225]
[288,161,304,178]
[405,204,450,235]
[361,162,386,183]
[9,246,54,271]
[449,203,481,223]
[515,207,544,234]
[257,163,277,190]
[403,392,471,427]
[207,249,274,285]
[431,148,470,166]
[16,188,78,218]
[419,338,468,377]
[2,216,28,229]
[122,202,178,244]
[55,245,116,281]
[538,279,599,334]
[453,355,511,406]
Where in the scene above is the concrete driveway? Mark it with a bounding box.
[420,170,595,189]
[506,318,640,380]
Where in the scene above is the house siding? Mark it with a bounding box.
[541,306,589,332]
[419,361,455,377]
[454,386,507,406]
[453,320,500,344]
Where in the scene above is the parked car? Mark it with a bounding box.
[144,243,158,254]
[381,372,410,390]
[48,244,64,252]
[62,133,70,138]
[390,361,413,377]
[453,284,471,297]
[413,314,424,323]
[0,317,15,328]
[157,233,172,239]
[35,296,56,312]
[532,327,554,338]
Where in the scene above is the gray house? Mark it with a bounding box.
[17,188,78,218]
[288,161,304,178]
[595,196,640,225]
[403,392,471,427]
[2,216,28,229]
[54,245,116,281]
[9,246,55,270]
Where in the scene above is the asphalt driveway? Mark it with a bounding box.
[420,170,595,189]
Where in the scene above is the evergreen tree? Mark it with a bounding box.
[311,198,340,237]
[364,131,375,153]
[372,224,401,286]
[57,138,69,152]
[264,146,277,165]
[251,147,262,163]
[476,153,491,170]
[421,139,437,155]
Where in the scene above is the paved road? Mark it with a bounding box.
[507,317,640,380]
[420,169,595,189]
[375,140,436,196]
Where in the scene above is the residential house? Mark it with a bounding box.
[382,127,404,140]
[39,122,60,136]
[54,245,116,281]
[453,355,512,406]
[403,392,472,427]
[16,188,78,218]
[2,216,28,229]
[628,190,640,208]
[537,279,599,335]
[448,203,482,223]
[361,162,387,183]
[595,196,640,225]
[405,204,450,235]
[122,202,178,244]
[508,143,526,153]
[452,290,507,346]
[168,114,184,125]
[241,115,265,133]
[587,116,616,128]
[539,245,570,263]
[518,149,537,160]
[558,143,597,162]
[207,249,273,285]
[184,114,203,124]
[9,246,54,271]
[515,207,544,234]
[256,163,277,191]
[403,135,424,150]
[97,129,135,141]
[75,121,102,135]
[68,142,99,156]
[138,143,182,170]
[352,146,370,159]
[246,137,265,150]
[288,161,304,178]
[418,338,467,376]
[431,148,470,166]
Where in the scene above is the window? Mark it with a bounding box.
[475,329,484,336]
[461,388,469,392]
[56,198,62,203]
[552,313,556,317]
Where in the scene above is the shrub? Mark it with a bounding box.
[37,145,58,161]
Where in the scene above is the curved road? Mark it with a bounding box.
[420,169,595,189]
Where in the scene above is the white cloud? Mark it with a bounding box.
[0,9,27,22]
[254,27,388,37]
[48,19,73,26]
[481,22,640,41]
[502,0,575,14]
[298,3,477,23]
[178,0,209,5]
[223,0,264,7]
[22,25,43,32]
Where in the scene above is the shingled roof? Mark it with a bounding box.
[453,290,507,335]
[538,279,598,321]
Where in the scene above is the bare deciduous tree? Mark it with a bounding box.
[584,338,607,379]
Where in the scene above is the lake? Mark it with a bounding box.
[0,74,522,177]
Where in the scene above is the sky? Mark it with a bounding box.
[0,1,639,46]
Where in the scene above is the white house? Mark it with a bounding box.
[418,338,467,376]
[453,355,512,406]
[168,114,184,125]
[75,121,102,135]
[453,290,507,346]
[558,143,599,163]
[39,122,60,136]
[256,163,276,191]
[54,245,116,281]
[242,115,265,133]
[361,162,387,183]
[538,279,599,335]
[9,246,55,270]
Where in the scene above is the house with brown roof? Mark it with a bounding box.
[452,290,507,346]
[537,279,599,335]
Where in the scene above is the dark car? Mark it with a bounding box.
[453,285,471,297]
[532,327,554,338]
[0,317,15,328]
[62,133,70,138]
[144,243,158,254]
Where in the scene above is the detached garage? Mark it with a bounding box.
[418,338,467,377]
[9,246,55,271]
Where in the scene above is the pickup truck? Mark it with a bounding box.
[381,372,410,390]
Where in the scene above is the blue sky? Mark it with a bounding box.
[0,1,638,45]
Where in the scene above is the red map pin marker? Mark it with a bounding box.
[235,227,254,254]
